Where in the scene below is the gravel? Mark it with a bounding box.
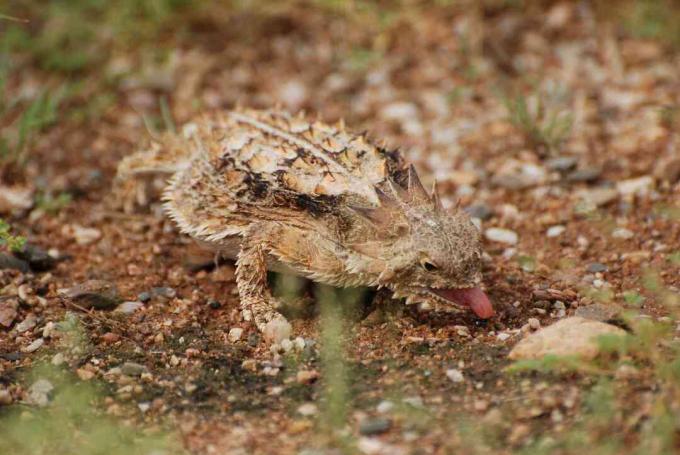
[59,280,121,310]
[586,263,608,273]
[359,418,392,435]
[485,228,518,245]
[445,368,465,383]
[546,225,566,238]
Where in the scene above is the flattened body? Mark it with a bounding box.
[163,109,405,244]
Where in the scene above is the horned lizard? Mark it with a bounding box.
[113,108,494,343]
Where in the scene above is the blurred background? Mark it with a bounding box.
[1,1,680,455]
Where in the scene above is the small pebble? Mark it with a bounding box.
[587,263,608,273]
[376,400,394,413]
[485,228,518,245]
[121,362,147,376]
[465,204,493,221]
[51,353,65,366]
[528,318,541,330]
[445,368,464,383]
[115,301,144,314]
[612,228,634,240]
[297,403,318,416]
[22,338,44,353]
[228,327,244,342]
[497,332,511,341]
[15,314,37,332]
[546,225,565,238]
[359,417,391,436]
[137,292,151,303]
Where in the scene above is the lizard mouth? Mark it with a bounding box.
[424,286,494,319]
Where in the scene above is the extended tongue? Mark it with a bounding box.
[432,286,494,319]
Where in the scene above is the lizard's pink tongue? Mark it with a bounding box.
[433,287,494,319]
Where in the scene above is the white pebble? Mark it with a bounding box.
[280,338,293,352]
[22,338,44,353]
[293,337,306,351]
[297,402,318,416]
[616,176,653,196]
[546,225,566,238]
[228,327,243,342]
[612,228,634,239]
[445,368,465,383]
[114,301,143,314]
[485,228,518,245]
[497,332,511,341]
[376,400,394,413]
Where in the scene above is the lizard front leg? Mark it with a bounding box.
[236,223,293,343]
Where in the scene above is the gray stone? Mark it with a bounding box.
[465,204,493,221]
[121,361,147,376]
[359,417,391,435]
[567,167,602,183]
[586,263,608,273]
[575,303,622,322]
[546,156,578,172]
[59,280,121,310]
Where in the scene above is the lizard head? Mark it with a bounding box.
[351,166,494,319]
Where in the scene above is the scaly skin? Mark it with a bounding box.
[112,108,493,343]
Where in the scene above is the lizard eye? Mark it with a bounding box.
[421,260,438,272]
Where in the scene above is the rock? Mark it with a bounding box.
[546,225,565,238]
[51,353,65,366]
[546,156,577,172]
[445,368,464,383]
[151,287,176,301]
[15,314,37,332]
[76,368,95,381]
[485,228,518,245]
[577,187,618,207]
[612,228,634,240]
[22,338,44,353]
[380,102,419,121]
[121,361,147,376]
[376,400,394,413]
[359,418,391,435]
[616,176,654,197]
[69,225,102,245]
[586,263,608,273]
[465,204,493,221]
[297,402,318,416]
[575,303,622,322]
[0,300,18,327]
[59,280,121,310]
[566,167,602,183]
[137,292,151,303]
[508,316,626,360]
[0,185,33,213]
[280,338,293,352]
[528,318,541,330]
[114,301,144,314]
[228,327,244,342]
[13,244,56,271]
[27,379,54,406]
[263,317,292,344]
[296,369,320,384]
[0,254,30,272]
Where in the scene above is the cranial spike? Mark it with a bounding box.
[407,164,430,202]
[336,118,346,131]
[431,179,444,212]
[387,177,410,204]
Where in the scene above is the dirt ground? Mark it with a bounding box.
[1,1,680,454]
